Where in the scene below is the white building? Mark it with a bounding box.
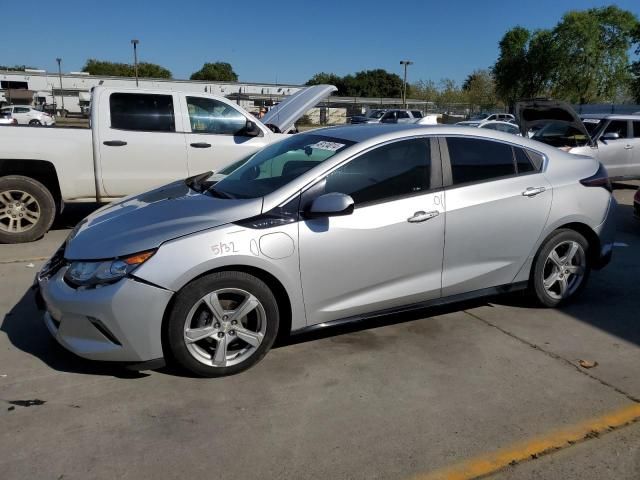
[0,69,303,115]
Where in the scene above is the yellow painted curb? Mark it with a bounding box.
[412,402,640,480]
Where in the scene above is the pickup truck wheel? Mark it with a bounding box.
[0,176,56,243]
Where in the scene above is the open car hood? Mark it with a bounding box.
[261,84,337,133]
[515,99,594,146]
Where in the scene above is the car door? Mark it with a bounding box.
[628,121,640,179]
[595,120,632,178]
[96,91,189,197]
[440,136,552,296]
[298,137,445,325]
[180,95,270,175]
[13,106,30,124]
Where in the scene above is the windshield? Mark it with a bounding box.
[211,134,356,199]
[368,110,385,119]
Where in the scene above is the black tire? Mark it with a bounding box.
[0,175,56,244]
[166,271,279,377]
[530,229,591,307]
[28,120,42,126]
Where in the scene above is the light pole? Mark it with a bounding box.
[56,57,64,113]
[400,60,413,108]
[131,39,140,87]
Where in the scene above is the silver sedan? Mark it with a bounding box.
[37,124,616,377]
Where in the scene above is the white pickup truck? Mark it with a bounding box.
[0,84,336,243]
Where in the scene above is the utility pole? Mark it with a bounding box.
[131,39,140,87]
[56,57,64,112]
[399,60,413,108]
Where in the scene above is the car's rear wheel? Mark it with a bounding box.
[167,271,279,377]
[531,229,590,307]
[29,119,42,126]
[0,175,56,243]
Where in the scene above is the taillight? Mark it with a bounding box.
[580,164,612,192]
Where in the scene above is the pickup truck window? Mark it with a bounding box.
[186,97,247,135]
[109,93,175,132]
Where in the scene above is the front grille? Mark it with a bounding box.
[40,243,67,279]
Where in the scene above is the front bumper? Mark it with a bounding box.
[37,268,174,363]
[593,196,617,270]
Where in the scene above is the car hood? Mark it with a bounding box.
[515,99,593,146]
[261,84,337,133]
[64,180,263,260]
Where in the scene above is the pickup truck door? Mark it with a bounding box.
[179,95,271,175]
[96,91,188,197]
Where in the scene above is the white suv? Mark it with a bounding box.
[0,106,55,126]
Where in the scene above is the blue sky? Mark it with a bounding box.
[2,0,639,85]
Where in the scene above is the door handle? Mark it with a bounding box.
[522,186,546,197]
[190,142,212,148]
[624,145,633,150]
[103,140,127,147]
[407,210,439,223]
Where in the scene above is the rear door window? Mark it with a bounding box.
[110,93,175,132]
[633,121,640,138]
[446,137,516,185]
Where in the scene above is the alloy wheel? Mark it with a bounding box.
[0,190,41,233]
[542,240,586,300]
[183,288,267,368]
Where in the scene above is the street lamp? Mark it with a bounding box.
[56,57,64,113]
[131,39,140,87]
[399,60,414,108]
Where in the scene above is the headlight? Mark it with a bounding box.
[64,250,155,287]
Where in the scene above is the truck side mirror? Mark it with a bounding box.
[243,120,263,137]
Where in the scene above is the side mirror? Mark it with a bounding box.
[601,132,620,141]
[306,192,354,218]
[243,120,262,137]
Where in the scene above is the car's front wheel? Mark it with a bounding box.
[28,119,42,126]
[531,229,590,307]
[166,271,279,377]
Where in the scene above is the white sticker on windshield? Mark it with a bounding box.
[310,141,345,151]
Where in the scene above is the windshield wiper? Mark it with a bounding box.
[207,186,234,199]
[185,171,213,193]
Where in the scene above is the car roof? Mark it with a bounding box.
[307,123,551,151]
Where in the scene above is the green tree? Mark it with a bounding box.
[0,65,38,71]
[305,72,348,94]
[305,69,404,98]
[190,62,238,81]
[411,79,439,102]
[493,26,533,109]
[82,59,171,78]
[462,69,497,111]
[552,6,638,104]
[631,24,640,103]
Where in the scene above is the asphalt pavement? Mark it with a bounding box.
[0,184,638,480]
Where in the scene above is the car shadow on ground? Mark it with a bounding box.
[52,203,103,231]
[1,289,150,379]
